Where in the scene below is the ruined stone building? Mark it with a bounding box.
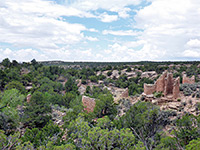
[82,96,96,113]
[144,71,180,99]
[182,74,195,84]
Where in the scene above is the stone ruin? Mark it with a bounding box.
[144,71,180,99]
[182,74,195,84]
[82,96,96,113]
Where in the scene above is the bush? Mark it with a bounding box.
[107,71,112,76]
[180,83,200,96]
[153,92,163,98]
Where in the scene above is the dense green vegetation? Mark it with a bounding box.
[0,58,200,149]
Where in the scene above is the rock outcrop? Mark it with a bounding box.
[143,71,180,99]
[82,96,96,113]
[121,88,129,98]
[182,74,195,84]
[27,94,31,103]
[141,71,157,79]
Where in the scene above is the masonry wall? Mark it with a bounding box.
[182,74,195,84]
[156,71,167,92]
[164,73,173,96]
[82,96,96,113]
[144,83,156,95]
[143,71,180,99]
[173,77,180,99]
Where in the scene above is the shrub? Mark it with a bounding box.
[107,71,112,76]
[153,92,163,98]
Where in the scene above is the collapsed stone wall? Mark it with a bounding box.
[82,96,96,113]
[143,71,180,99]
[182,74,195,84]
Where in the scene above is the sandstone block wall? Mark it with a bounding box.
[173,77,180,99]
[182,74,195,84]
[156,71,167,92]
[82,96,96,113]
[164,73,173,96]
[143,71,180,99]
[144,83,156,95]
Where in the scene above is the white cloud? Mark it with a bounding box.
[186,39,200,48]
[1,0,200,61]
[183,50,200,58]
[133,0,200,60]
[86,36,99,41]
[110,7,131,18]
[87,28,99,32]
[0,48,48,62]
[99,12,118,22]
[103,30,141,36]
[117,8,131,18]
[67,0,141,21]
[0,0,89,50]
[69,0,141,12]
[102,42,165,61]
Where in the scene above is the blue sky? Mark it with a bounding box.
[0,0,200,62]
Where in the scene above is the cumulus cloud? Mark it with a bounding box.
[186,39,200,48]
[1,0,200,61]
[0,48,48,62]
[102,30,141,36]
[86,36,99,41]
[183,49,200,58]
[102,42,165,61]
[0,0,89,50]
[68,0,141,21]
[68,0,141,12]
[134,0,200,60]
[99,12,118,22]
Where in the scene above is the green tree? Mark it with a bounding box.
[5,81,26,94]
[186,138,200,150]
[22,121,63,148]
[0,89,25,107]
[65,77,79,94]
[1,58,11,68]
[93,93,117,120]
[67,117,136,149]
[174,114,200,147]
[107,71,112,76]
[126,67,132,72]
[0,89,25,134]
[62,92,76,108]
[23,91,52,128]
[115,101,172,150]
